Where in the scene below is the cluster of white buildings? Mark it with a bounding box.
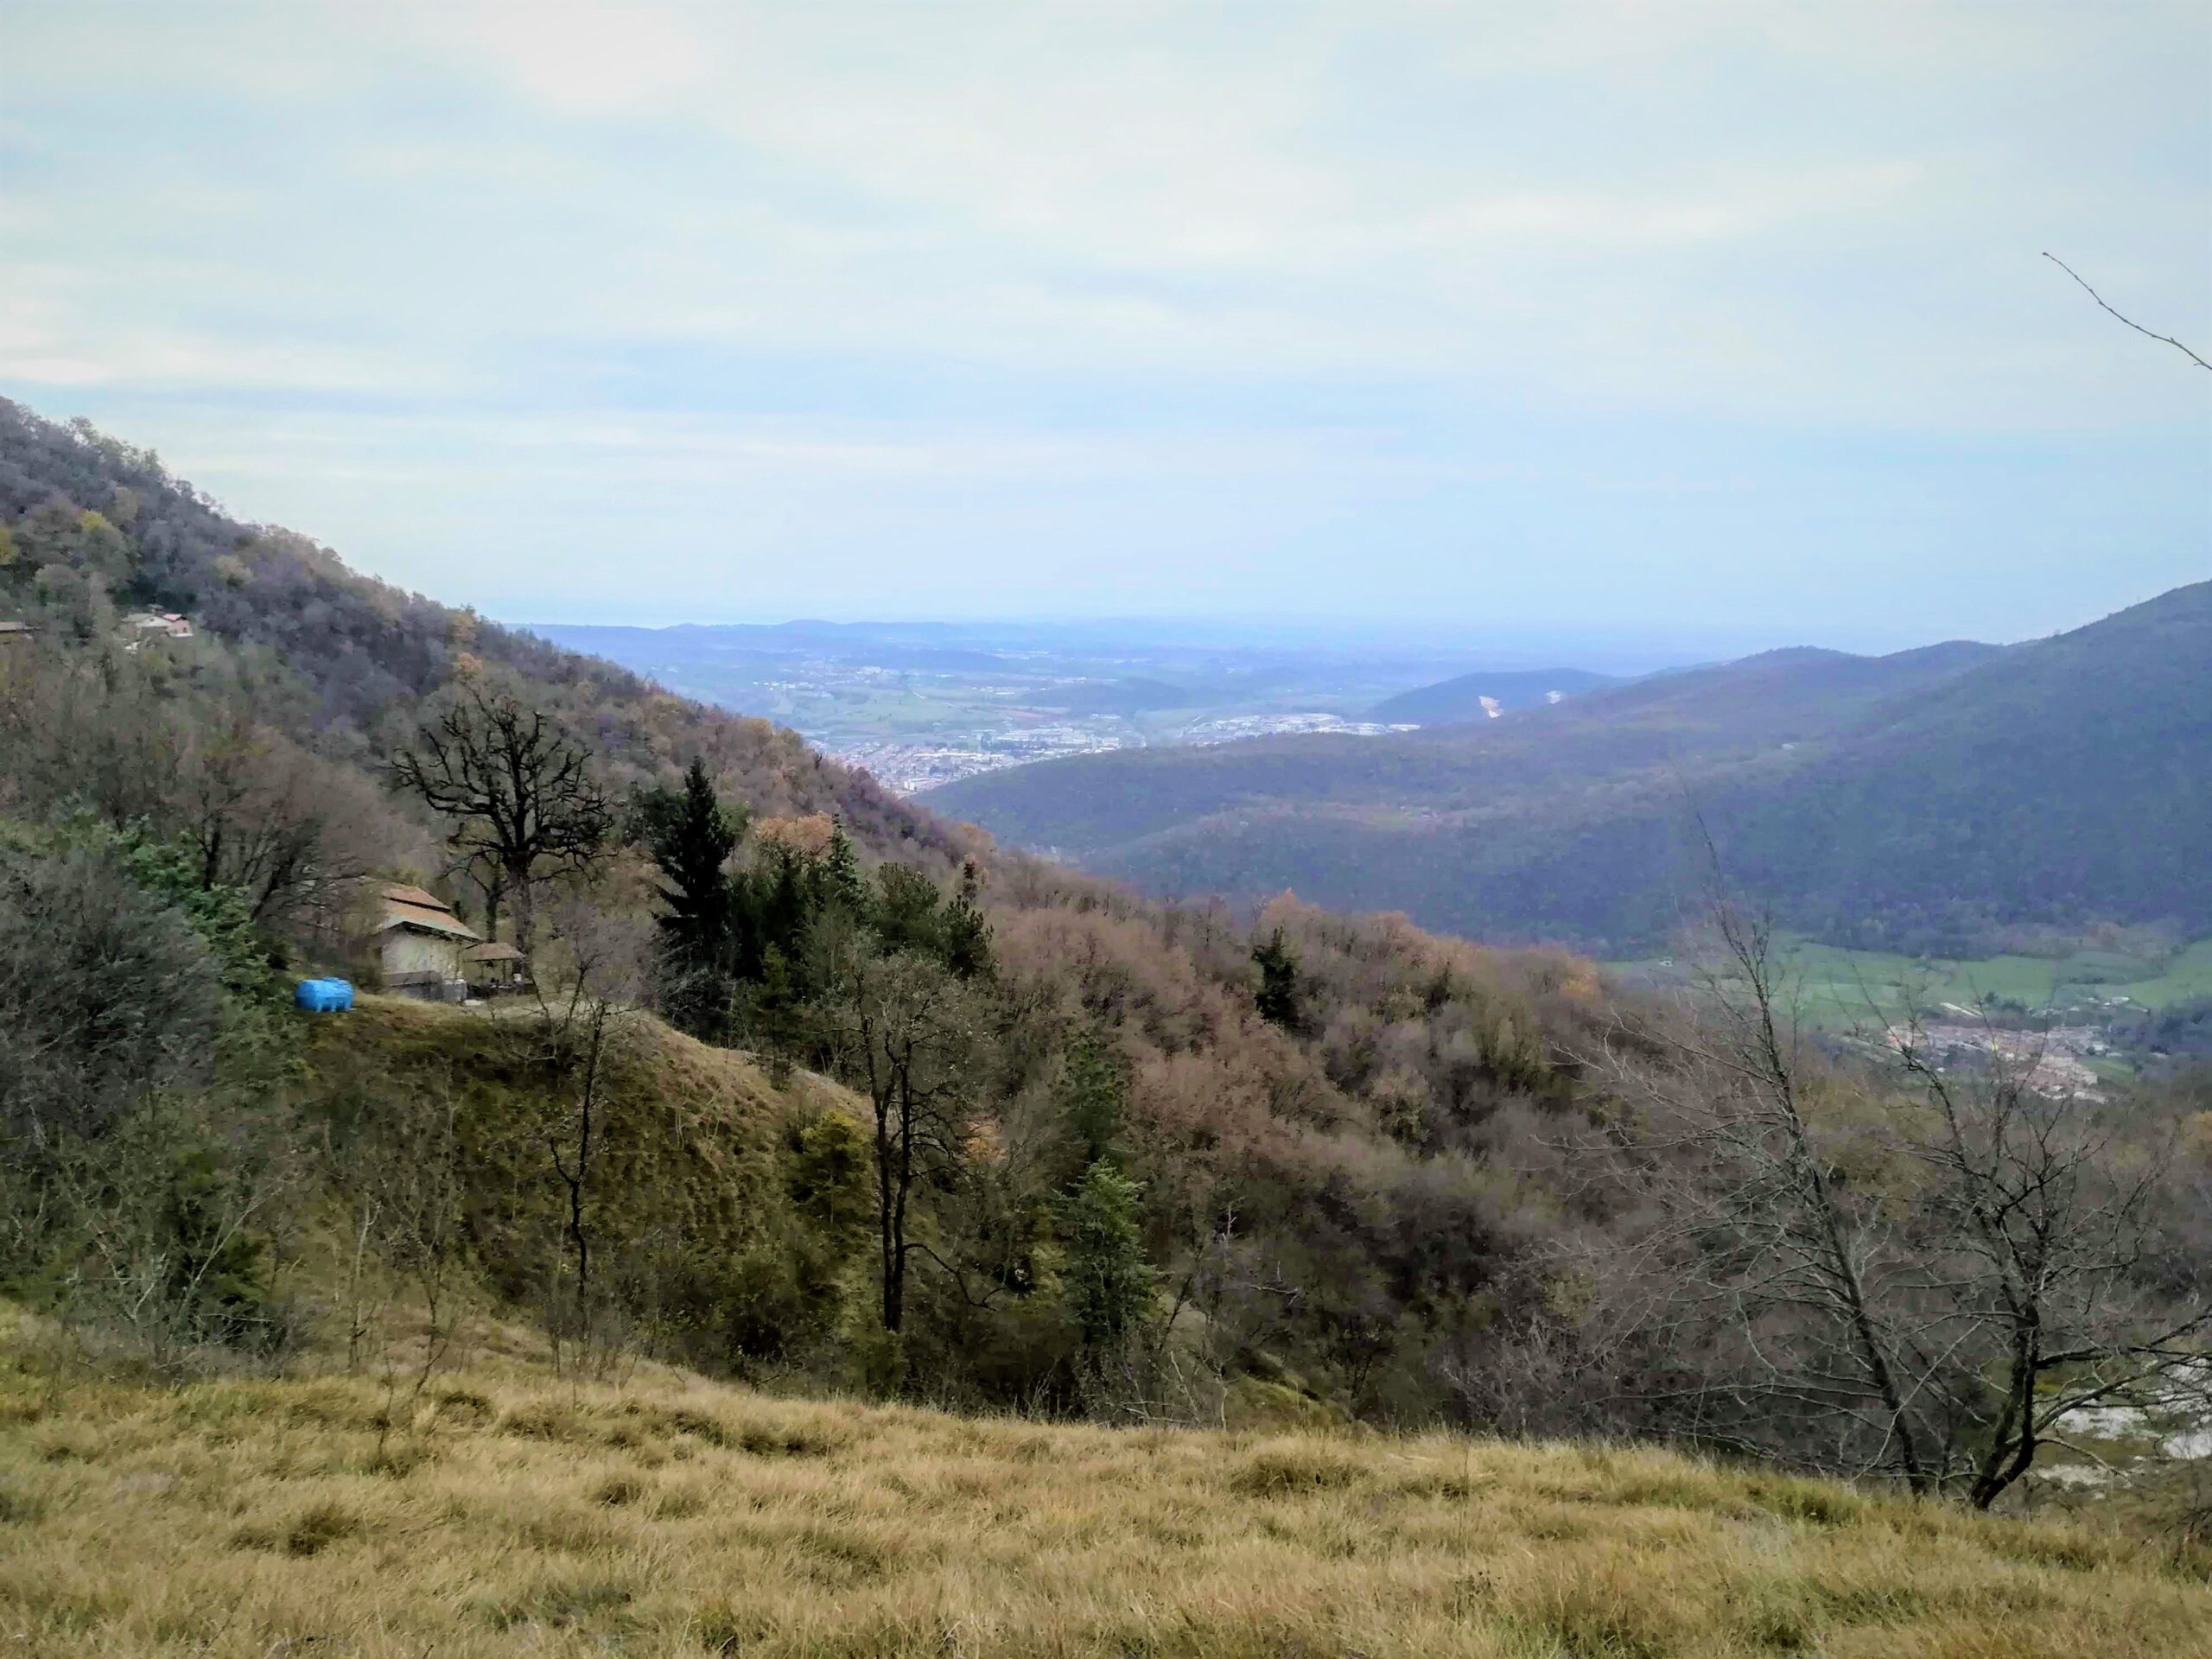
[1884,1021,2105,1098]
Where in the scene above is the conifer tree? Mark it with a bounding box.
[1061,1160,1154,1350]
[817,818,868,916]
[1058,1032,1128,1172]
[941,857,993,980]
[1252,926,1300,1030]
[748,841,812,979]
[634,757,745,1039]
[748,944,803,1082]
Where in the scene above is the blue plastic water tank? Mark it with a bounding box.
[295,977,354,1014]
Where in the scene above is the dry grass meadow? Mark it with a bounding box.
[1,1314,2207,1659]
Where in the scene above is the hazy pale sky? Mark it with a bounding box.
[3,2,2206,647]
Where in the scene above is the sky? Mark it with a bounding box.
[1,2,2207,650]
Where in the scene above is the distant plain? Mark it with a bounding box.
[1608,936,2212,1032]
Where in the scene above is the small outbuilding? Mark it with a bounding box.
[462,939,527,995]
[373,883,482,999]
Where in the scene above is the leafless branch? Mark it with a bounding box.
[2044,251,2211,372]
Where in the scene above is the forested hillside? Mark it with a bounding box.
[0,399,1654,1434]
[0,399,966,874]
[2,402,2205,1528]
[933,602,2207,956]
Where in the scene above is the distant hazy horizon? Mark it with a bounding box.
[5,3,2206,644]
[512,584,2188,679]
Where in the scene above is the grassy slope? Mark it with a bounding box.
[300,996,853,1313]
[5,995,2208,1656]
[3,1323,2207,1659]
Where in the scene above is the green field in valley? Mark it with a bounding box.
[1608,937,2212,1032]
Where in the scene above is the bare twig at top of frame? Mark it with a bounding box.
[2044,251,2210,372]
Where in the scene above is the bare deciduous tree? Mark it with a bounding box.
[351,1070,468,1391]
[390,684,613,953]
[177,713,379,938]
[1891,1013,2212,1508]
[815,925,979,1337]
[1592,881,2212,1504]
[531,898,647,1374]
[1595,898,1940,1490]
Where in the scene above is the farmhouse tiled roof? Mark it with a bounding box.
[373,883,482,942]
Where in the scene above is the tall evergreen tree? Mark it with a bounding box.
[1058,1032,1128,1172]
[747,841,812,981]
[635,758,745,1039]
[1060,1160,1154,1351]
[1252,926,1300,1030]
[747,944,804,1082]
[940,857,993,980]
[817,818,868,916]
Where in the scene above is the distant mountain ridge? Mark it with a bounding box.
[932,589,2209,954]
[931,631,2012,865]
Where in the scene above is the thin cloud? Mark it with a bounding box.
[0,1,2202,637]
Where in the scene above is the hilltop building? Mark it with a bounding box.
[373,883,482,999]
[123,611,194,640]
[369,884,530,999]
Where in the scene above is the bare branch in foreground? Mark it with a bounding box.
[2044,251,2211,372]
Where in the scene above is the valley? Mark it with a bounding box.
[5,10,2208,1653]
[2,375,2208,1656]
[1606,934,2212,1098]
[933,596,2212,962]
[523,620,1610,793]
[1611,935,2212,1033]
